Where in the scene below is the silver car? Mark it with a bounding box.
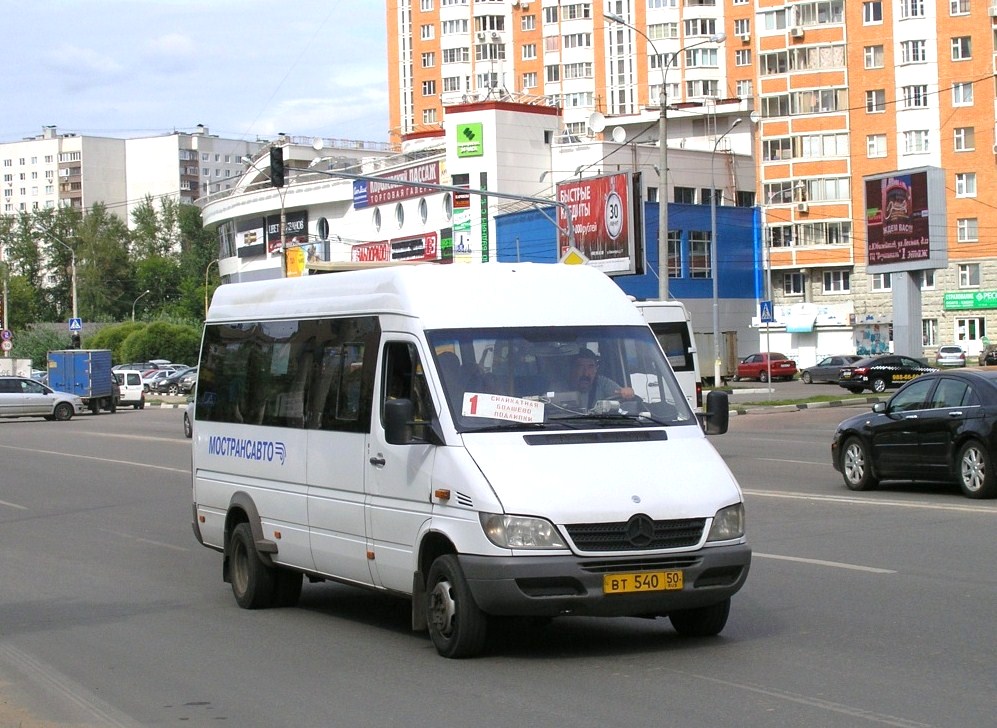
[935,345,966,368]
[0,376,85,420]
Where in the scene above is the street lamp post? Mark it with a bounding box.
[710,117,743,387]
[131,289,151,322]
[205,259,220,317]
[36,226,78,321]
[604,14,725,301]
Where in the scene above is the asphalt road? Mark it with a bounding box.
[0,406,994,727]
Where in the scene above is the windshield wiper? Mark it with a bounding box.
[461,421,550,433]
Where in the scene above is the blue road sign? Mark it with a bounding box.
[0,329,11,341]
[760,300,774,324]
[69,317,83,331]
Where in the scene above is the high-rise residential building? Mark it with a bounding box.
[388,1,997,356]
[1,125,264,225]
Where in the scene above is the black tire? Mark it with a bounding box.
[956,440,997,499]
[871,377,887,393]
[183,412,192,438]
[669,598,730,637]
[848,387,864,394]
[759,371,768,383]
[53,402,74,421]
[109,399,117,414]
[841,436,877,491]
[89,399,100,415]
[229,522,276,609]
[137,398,145,410]
[801,371,812,384]
[426,555,488,658]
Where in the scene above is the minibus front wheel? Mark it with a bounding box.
[426,555,488,658]
[230,522,276,609]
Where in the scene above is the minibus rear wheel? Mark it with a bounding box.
[230,522,276,609]
[426,555,488,658]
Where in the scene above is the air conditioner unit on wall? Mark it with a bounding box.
[491,31,500,41]
[791,26,805,38]
[476,31,486,41]
[739,32,750,43]
[797,202,809,213]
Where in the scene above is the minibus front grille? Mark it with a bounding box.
[578,555,700,573]
[565,518,706,552]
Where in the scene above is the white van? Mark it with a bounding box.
[191,263,749,658]
[635,299,702,411]
[113,369,146,409]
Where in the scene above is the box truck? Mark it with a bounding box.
[47,349,117,414]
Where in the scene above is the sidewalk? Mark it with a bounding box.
[720,380,887,415]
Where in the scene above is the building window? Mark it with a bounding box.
[735,49,751,66]
[922,319,937,347]
[735,80,753,98]
[957,218,979,242]
[902,85,929,108]
[900,40,927,63]
[822,270,850,293]
[522,72,537,89]
[522,43,536,60]
[867,134,887,158]
[421,108,438,124]
[442,76,460,92]
[688,232,712,279]
[952,82,973,106]
[421,52,435,68]
[899,0,926,18]
[959,263,980,287]
[954,127,975,151]
[420,24,434,40]
[545,65,560,83]
[922,270,935,290]
[956,317,986,343]
[521,14,536,31]
[673,186,695,204]
[783,272,804,295]
[864,45,884,69]
[955,172,976,197]
[421,80,436,96]
[865,89,886,113]
[666,231,681,279]
[904,130,930,154]
[951,37,971,60]
[950,0,970,14]
[863,1,883,23]
[871,272,892,291]
[733,19,750,36]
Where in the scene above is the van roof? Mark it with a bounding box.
[207,263,645,329]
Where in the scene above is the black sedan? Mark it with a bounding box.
[148,367,195,396]
[831,369,997,498]
[801,355,863,384]
[837,354,937,394]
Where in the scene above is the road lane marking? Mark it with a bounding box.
[754,552,896,574]
[744,488,995,514]
[105,530,189,552]
[0,444,188,475]
[0,498,28,510]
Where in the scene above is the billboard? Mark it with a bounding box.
[265,210,308,255]
[864,167,946,272]
[352,162,440,209]
[351,232,439,263]
[556,172,642,275]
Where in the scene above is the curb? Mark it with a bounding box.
[729,395,886,416]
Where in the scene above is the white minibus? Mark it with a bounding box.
[191,263,749,658]
[635,300,702,411]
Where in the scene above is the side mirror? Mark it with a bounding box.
[383,398,414,445]
[701,390,730,435]
[872,401,887,414]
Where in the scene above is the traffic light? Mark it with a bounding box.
[269,146,285,188]
[70,333,81,349]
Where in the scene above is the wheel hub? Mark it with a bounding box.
[429,579,457,637]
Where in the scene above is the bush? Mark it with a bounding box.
[118,321,201,366]
[8,325,75,369]
[87,322,146,363]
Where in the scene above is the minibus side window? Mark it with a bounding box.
[381,342,434,438]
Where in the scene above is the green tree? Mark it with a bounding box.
[74,204,134,321]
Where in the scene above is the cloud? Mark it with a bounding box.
[46,44,124,77]
[145,33,197,57]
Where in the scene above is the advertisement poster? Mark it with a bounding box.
[865,172,930,266]
[265,210,308,255]
[555,172,638,274]
[352,162,440,209]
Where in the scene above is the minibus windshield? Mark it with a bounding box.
[427,326,695,433]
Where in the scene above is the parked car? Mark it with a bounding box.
[149,366,196,396]
[113,361,162,372]
[734,352,797,382]
[141,369,172,392]
[178,366,198,394]
[837,354,937,394]
[800,355,863,384]
[113,369,146,409]
[183,399,193,438]
[832,369,997,499]
[979,345,997,366]
[935,345,966,368]
[0,376,85,421]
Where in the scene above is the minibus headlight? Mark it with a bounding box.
[480,513,568,549]
[707,503,744,542]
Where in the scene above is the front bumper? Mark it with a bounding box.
[458,543,750,618]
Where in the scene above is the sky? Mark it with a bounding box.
[1,0,389,145]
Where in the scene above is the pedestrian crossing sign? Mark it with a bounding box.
[760,300,774,324]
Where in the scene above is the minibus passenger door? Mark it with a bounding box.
[366,339,438,593]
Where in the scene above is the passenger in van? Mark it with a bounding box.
[558,348,636,409]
